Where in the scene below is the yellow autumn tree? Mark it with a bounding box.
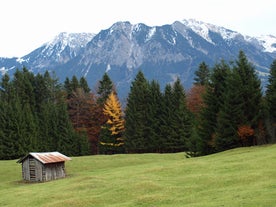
[100,91,125,153]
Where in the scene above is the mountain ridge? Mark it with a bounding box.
[1,19,276,101]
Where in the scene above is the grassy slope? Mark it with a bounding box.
[0,145,275,207]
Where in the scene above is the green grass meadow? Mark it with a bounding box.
[0,144,276,207]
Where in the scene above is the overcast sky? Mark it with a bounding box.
[1,0,276,57]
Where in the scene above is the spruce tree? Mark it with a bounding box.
[71,75,80,92]
[169,78,191,152]
[124,71,150,153]
[215,70,243,151]
[64,77,72,97]
[235,51,262,127]
[145,80,163,152]
[194,61,210,85]
[97,73,113,105]
[215,51,263,150]
[265,59,276,141]
[160,78,192,153]
[80,77,90,93]
[198,60,231,155]
[159,84,174,152]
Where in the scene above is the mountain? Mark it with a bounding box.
[0,32,94,75]
[1,19,276,102]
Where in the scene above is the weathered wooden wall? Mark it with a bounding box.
[21,157,66,182]
[44,163,66,181]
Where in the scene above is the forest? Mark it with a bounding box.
[0,50,275,160]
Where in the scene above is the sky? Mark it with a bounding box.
[1,0,276,57]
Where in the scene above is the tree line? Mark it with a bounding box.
[0,50,276,159]
[0,69,89,159]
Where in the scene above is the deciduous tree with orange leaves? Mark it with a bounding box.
[99,91,125,154]
[238,125,255,146]
[187,84,206,116]
[67,88,102,154]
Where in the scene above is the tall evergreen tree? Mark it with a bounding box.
[159,84,174,152]
[13,68,36,111]
[198,60,231,155]
[215,51,263,150]
[215,70,244,151]
[235,51,262,127]
[145,80,163,152]
[80,77,90,93]
[0,74,10,92]
[194,61,210,85]
[71,75,80,92]
[97,73,113,105]
[168,78,192,152]
[265,59,276,142]
[64,77,72,97]
[160,78,192,153]
[124,71,150,153]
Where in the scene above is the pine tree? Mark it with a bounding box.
[124,71,150,153]
[168,78,192,152]
[194,61,210,85]
[236,51,262,126]
[13,68,36,111]
[215,51,263,150]
[0,74,10,92]
[160,78,192,153]
[265,59,276,142]
[159,84,174,152]
[100,91,125,154]
[97,73,114,105]
[64,77,72,97]
[198,60,231,155]
[80,77,90,93]
[145,80,163,152]
[0,93,15,159]
[71,75,80,91]
[185,121,202,157]
[215,71,243,151]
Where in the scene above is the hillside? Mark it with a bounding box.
[0,144,275,206]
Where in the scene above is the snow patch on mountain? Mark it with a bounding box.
[42,32,95,56]
[0,66,14,75]
[106,64,111,72]
[146,27,156,42]
[16,57,25,64]
[0,67,6,75]
[180,19,214,44]
[180,19,240,43]
[256,35,276,53]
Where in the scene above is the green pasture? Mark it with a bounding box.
[0,144,275,206]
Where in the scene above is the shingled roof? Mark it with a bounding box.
[17,152,71,164]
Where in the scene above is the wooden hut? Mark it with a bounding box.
[17,152,71,182]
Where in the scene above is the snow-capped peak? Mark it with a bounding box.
[45,32,94,51]
[40,32,95,58]
[180,19,239,43]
